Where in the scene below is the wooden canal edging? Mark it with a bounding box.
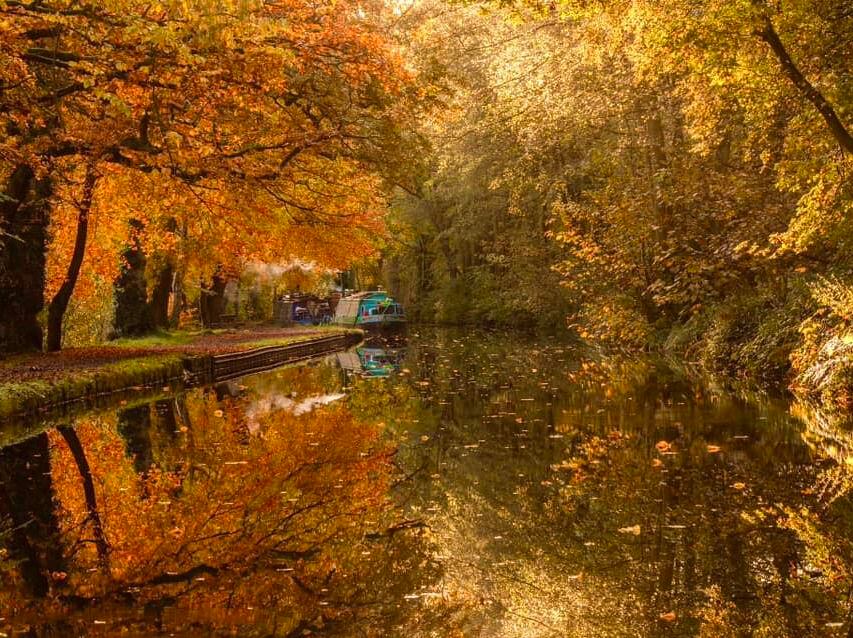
[196,331,362,382]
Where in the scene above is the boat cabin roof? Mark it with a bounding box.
[342,291,393,303]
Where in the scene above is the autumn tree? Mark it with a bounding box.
[387,0,851,388]
[1,0,421,352]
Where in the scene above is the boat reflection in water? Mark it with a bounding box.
[336,335,407,378]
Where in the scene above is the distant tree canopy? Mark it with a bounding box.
[386,0,852,387]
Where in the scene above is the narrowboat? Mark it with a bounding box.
[274,294,333,326]
[332,291,406,329]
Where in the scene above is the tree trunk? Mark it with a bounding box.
[0,164,52,354]
[148,256,175,329]
[199,268,227,327]
[148,217,178,330]
[757,16,853,154]
[169,269,184,328]
[113,219,151,337]
[46,165,97,352]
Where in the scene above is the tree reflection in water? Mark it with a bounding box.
[0,328,851,636]
[0,385,441,636]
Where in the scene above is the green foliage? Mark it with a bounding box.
[666,281,813,385]
[809,275,853,323]
[386,0,853,396]
[384,6,575,332]
[60,278,115,348]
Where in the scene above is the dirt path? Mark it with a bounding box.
[0,327,330,384]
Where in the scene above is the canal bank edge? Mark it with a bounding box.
[0,329,364,422]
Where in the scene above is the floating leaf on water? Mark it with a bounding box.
[420,435,430,442]
[655,440,671,453]
[731,482,746,490]
[706,444,722,453]
[618,524,641,535]
[214,409,224,418]
[651,458,664,468]
[659,611,676,622]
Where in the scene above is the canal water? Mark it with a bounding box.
[1,328,851,637]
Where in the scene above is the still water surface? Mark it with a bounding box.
[1,328,851,636]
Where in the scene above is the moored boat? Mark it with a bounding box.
[332,291,406,329]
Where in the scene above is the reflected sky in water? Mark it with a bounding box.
[1,328,851,636]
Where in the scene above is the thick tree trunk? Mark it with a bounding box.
[46,165,97,352]
[113,219,151,337]
[0,164,52,355]
[148,217,178,329]
[757,16,853,154]
[148,257,175,329]
[199,269,227,327]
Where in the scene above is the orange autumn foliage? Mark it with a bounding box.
[43,396,393,627]
[3,0,422,324]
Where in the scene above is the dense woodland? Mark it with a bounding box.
[385,0,853,405]
[2,3,853,635]
[2,0,853,402]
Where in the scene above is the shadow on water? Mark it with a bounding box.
[0,327,851,636]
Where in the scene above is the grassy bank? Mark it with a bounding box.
[0,327,358,420]
[0,354,187,421]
